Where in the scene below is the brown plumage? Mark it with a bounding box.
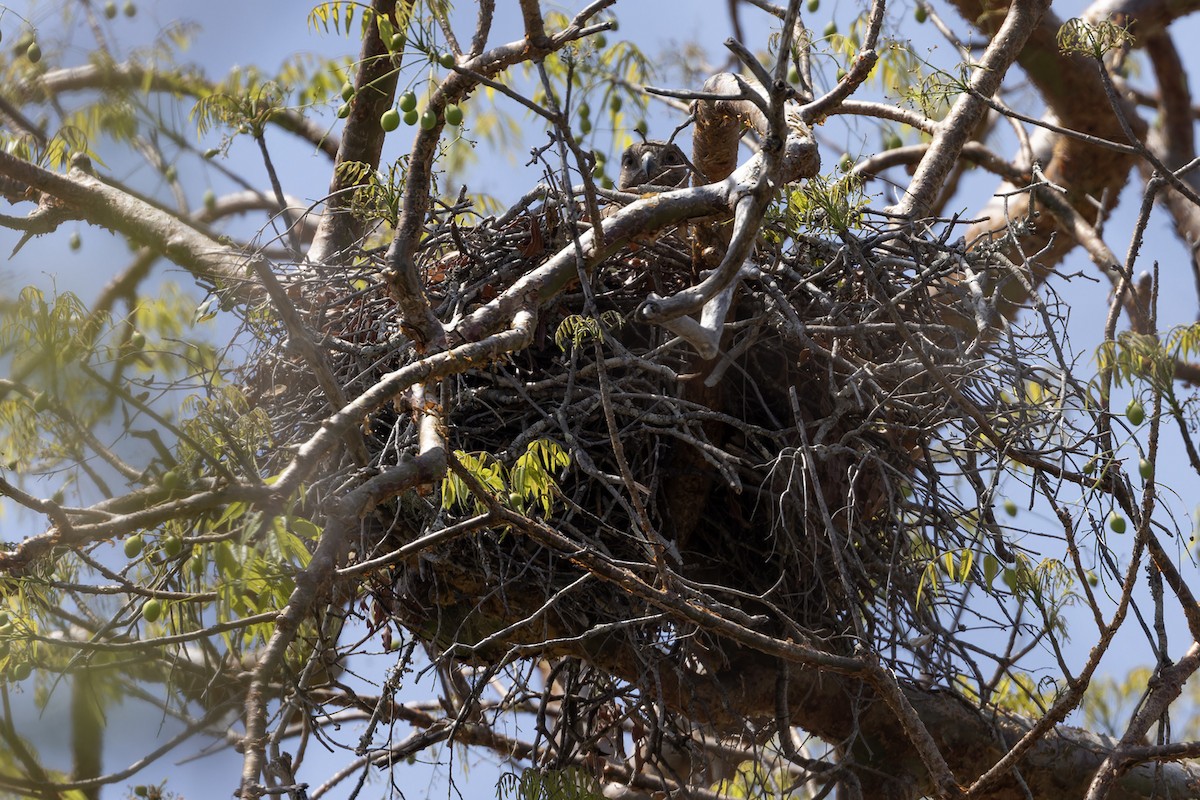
[617,141,692,191]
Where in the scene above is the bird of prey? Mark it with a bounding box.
[617,140,692,191]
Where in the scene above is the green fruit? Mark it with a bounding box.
[836,67,848,81]
[390,32,406,51]
[915,4,929,23]
[380,108,401,131]
[823,21,837,37]
[336,103,351,119]
[608,18,619,31]
[838,153,852,172]
[403,109,419,126]
[162,536,183,558]
[203,188,217,211]
[807,0,820,10]
[579,117,592,134]
[189,552,205,577]
[419,110,437,130]
[594,33,607,48]
[124,534,144,559]
[0,611,9,627]
[609,95,622,113]
[1002,498,1018,517]
[104,2,118,19]
[438,51,455,68]
[1082,457,1097,475]
[203,147,220,159]
[444,104,463,126]
[161,469,181,492]
[508,492,523,507]
[1126,398,1146,426]
[1108,512,1127,534]
[788,66,800,83]
[1087,570,1099,587]
[1139,458,1153,480]
[10,662,30,682]
[340,82,354,101]
[399,91,417,112]
[123,1,136,17]
[592,165,604,179]
[599,176,613,189]
[69,232,81,251]
[32,392,50,412]
[578,102,591,119]
[141,598,162,623]
[26,41,41,63]
[634,119,648,136]
[129,331,145,349]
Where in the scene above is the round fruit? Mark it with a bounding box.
[161,469,182,492]
[444,104,463,126]
[104,1,118,18]
[609,95,622,112]
[1002,498,1018,517]
[124,534,145,559]
[203,147,220,159]
[340,82,354,101]
[592,165,604,179]
[390,32,406,51]
[1126,398,1146,426]
[399,91,417,112]
[129,330,145,349]
[836,67,848,81]
[508,492,523,507]
[915,4,928,22]
[10,662,30,682]
[634,119,648,136]
[823,21,838,37]
[578,102,590,119]
[403,109,419,126]
[807,0,820,10]
[0,611,9,627]
[1139,458,1153,480]
[69,232,81,251]
[788,66,800,84]
[1108,512,1127,534]
[838,153,852,172]
[419,110,437,130]
[336,103,351,119]
[189,552,205,577]
[203,188,217,211]
[380,109,401,131]
[594,33,607,48]
[141,598,162,623]
[26,41,41,63]
[32,392,50,412]
[438,51,455,68]
[162,535,183,558]
[579,118,592,134]
[1082,457,1097,475]
[123,1,136,17]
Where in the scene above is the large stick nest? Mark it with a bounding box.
[243,179,1033,698]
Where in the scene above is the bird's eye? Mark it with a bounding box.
[663,150,682,164]
[622,151,635,167]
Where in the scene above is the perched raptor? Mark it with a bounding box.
[617,140,692,191]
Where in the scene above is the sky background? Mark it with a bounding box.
[2,0,1200,798]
